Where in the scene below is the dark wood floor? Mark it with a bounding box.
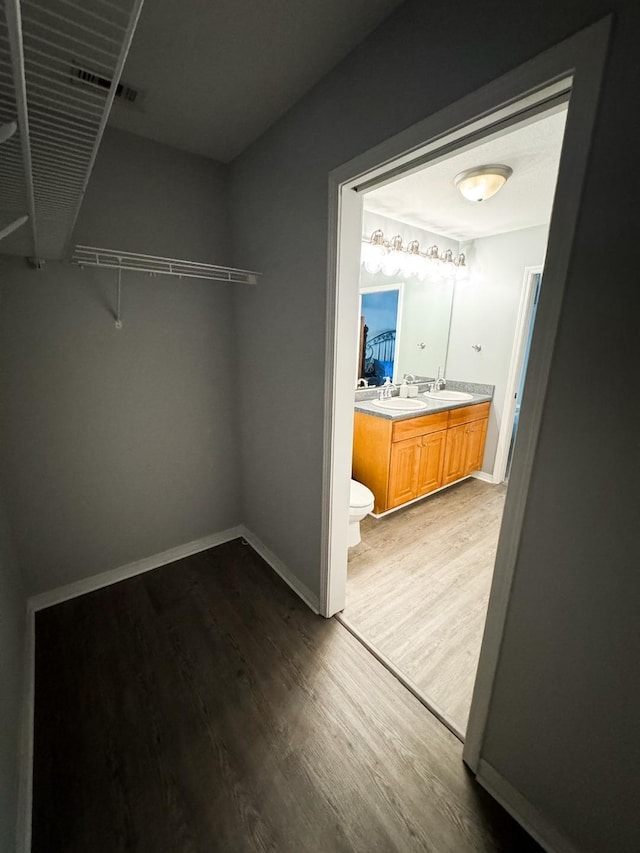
[32,538,539,852]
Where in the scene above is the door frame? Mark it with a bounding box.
[320,15,611,787]
[492,265,544,484]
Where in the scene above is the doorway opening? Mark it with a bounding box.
[319,29,610,842]
[322,18,611,768]
[340,103,567,738]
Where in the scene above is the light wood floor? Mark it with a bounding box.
[32,538,539,852]
[346,478,506,734]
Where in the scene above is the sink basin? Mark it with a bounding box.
[371,397,427,411]
[424,390,474,401]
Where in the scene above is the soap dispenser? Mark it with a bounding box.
[399,378,409,398]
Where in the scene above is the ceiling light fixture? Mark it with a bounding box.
[454,164,513,202]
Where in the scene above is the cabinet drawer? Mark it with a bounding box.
[447,402,490,427]
[392,411,448,442]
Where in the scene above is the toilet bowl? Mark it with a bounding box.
[349,479,375,547]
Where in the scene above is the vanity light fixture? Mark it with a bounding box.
[362,228,387,274]
[454,164,513,202]
[361,229,467,282]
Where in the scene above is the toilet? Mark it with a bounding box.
[349,479,375,547]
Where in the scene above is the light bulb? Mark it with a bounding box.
[404,240,422,278]
[439,249,455,281]
[381,250,401,277]
[455,253,469,282]
[381,235,403,276]
[364,245,385,274]
[456,264,470,282]
[361,229,386,274]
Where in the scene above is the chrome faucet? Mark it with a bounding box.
[404,373,417,383]
[381,379,396,398]
[429,368,446,392]
[356,378,369,388]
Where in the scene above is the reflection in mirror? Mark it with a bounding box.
[358,284,402,386]
[358,212,458,386]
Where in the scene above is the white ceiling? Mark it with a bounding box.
[108,0,405,162]
[364,108,568,241]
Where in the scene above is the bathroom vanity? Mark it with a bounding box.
[352,393,491,515]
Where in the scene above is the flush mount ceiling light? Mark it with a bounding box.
[454,164,513,202]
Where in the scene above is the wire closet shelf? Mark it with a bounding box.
[0,0,146,259]
[72,245,260,285]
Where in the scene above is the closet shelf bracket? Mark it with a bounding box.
[115,267,123,330]
[72,245,261,329]
[0,214,29,244]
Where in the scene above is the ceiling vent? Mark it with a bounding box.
[69,63,142,107]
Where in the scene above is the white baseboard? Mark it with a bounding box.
[18,524,243,850]
[472,470,499,484]
[369,471,501,518]
[18,521,319,849]
[28,525,244,612]
[370,475,474,518]
[476,759,581,853]
[16,605,35,853]
[239,525,320,614]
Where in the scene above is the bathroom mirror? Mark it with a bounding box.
[358,274,455,386]
[357,212,457,388]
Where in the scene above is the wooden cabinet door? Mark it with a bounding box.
[388,437,421,509]
[442,423,467,485]
[464,417,488,475]
[417,430,446,496]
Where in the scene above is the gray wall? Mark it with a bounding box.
[450,225,548,474]
[0,257,240,594]
[0,487,26,853]
[230,1,639,851]
[0,126,231,263]
[0,130,239,595]
[75,127,231,264]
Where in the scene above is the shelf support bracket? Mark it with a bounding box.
[0,214,28,243]
[115,266,123,329]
